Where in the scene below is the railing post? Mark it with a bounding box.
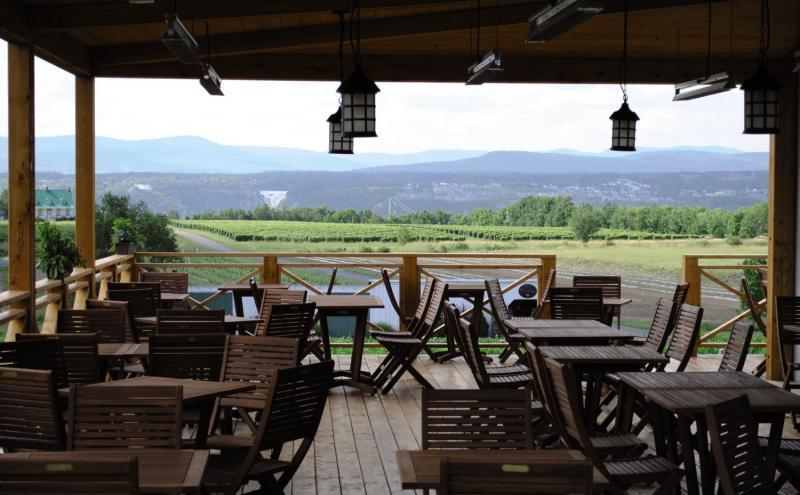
[261,255,280,284]
[41,286,62,334]
[399,255,420,331]
[681,255,701,307]
[538,255,557,301]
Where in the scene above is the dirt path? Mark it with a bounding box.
[173,228,235,252]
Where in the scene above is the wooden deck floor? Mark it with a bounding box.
[273,354,795,494]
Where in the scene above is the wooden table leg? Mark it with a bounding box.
[332,308,375,393]
[233,292,244,317]
[677,415,700,495]
[194,402,213,449]
[318,309,333,361]
[763,413,786,480]
[616,383,636,434]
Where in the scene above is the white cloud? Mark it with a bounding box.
[0,40,769,155]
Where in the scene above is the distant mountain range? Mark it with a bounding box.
[0,135,767,175]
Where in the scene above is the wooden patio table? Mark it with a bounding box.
[308,294,384,393]
[134,315,264,335]
[217,283,291,317]
[616,371,800,495]
[504,318,637,345]
[539,345,667,429]
[2,449,208,494]
[58,376,254,448]
[395,449,607,490]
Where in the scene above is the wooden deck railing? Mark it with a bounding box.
[1,254,135,341]
[682,254,767,351]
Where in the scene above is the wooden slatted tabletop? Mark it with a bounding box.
[540,345,668,365]
[645,386,800,415]
[602,297,633,307]
[3,449,208,494]
[98,342,149,358]
[616,370,774,391]
[160,293,190,302]
[505,319,612,330]
[134,315,263,329]
[58,376,254,405]
[308,294,384,309]
[505,319,636,345]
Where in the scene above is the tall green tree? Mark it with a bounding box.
[95,193,178,256]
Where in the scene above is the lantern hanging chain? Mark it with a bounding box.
[205,22,210,64]
[494,0,499,49]
[758,0,770,65]
[349,0,363,67]
[618,0,629,103]
[338,12,345,83]
[704,0,711,79]
[476,0,481,61]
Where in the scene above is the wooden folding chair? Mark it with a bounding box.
[7,338,69,389]
[0,457,140,494]
[155,309,225,335]
[718,321,755,372]
[484,278,526,363]
[741,278,767,377]
[17,333,104,385]
[373,273,438,358]
[260,302,320,360]
[203,360,333,495]
[532,268,556,319]
[549,287,604,322]
[140,270,189,294]
[253,289,307,336]
[573,275,622,327]
[57,308,127,343]
[108,287,160,341]
[148,334,227,381]
[87,299,135,343]
[662,303,703,372]
[0,367,65,452]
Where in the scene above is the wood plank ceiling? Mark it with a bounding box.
[3,0,798,83]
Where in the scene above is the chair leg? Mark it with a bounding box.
[380,350,430,393]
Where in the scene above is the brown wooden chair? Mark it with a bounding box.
[17,333,103,385]
[203,360,333,495]
[0,367,65,452]
[641,298,677,354]
[662,304,703,372]
[421,388,535,450]
[438,456,593,495]
[208,336,301,437]
[253,288,307,336]
[532,268,556,319]
[67,384,182,450]
[140,270,188,294]
[155,309,225,335]
[543,357,682,494]
[741,277,767,377]
[573,275,622,327]
[87,299,135,342]
[775,296,800,429]
[484,278,526,363]
[549,287,604,322]
[148,334,227,381]
[108,287,160,341]
[372,281,447,394]
[373,274,438,358]
[704,394,776,495]
[5,338,69,390]
[672,282,690,308]
[0,457,140,494]
[57,308,127,343]
[259,302,320,360]
[718,321,755,372]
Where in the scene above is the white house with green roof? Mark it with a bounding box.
[35,187,75,220]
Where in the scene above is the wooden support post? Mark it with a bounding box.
[6,43,36,341]
[399,255,420,331]
[681,255,701,307]
[75,76,95,304]
[261,255,280,284]
[538,255,557,301]
[767,70,799,381]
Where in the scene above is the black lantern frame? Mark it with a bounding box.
[742,64,782,135]
[337,66,380,138]
[610,102,639,152]
[327,107,354,154]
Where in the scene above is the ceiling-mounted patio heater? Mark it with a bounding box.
[610,0,638,151]
[742,0,781,134]
[526,0,604,43]
[200,64,223,95]
[327,108,354,154]
[673,72,735,101]
[162,14,199,64]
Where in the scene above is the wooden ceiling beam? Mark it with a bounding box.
[94,52,783,84]
[0,0,91,76]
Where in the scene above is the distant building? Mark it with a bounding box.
[35,187,75,220]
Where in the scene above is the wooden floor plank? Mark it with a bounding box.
[330,357,367,495]
[313,399,342,495]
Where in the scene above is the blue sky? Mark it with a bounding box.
[0,40,769,155]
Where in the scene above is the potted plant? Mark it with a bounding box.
[112,218,139,255]
[36,222,84,307]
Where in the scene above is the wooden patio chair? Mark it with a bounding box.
[372,281,447,394]
[718,321,755,372]
[87,299,135,342]
[17,333,103,385]
[704,394,776,495]
[741,277,767,377]
[0,367,65,452]
[526,343,647,459]
[438,456,593,495]
[374,273,438,358]
[259,302,320,360]
[548,287,605,322]
[155,309,225,335]
[108,281,162,302]
[484,278,526,363]
[208,335,301,437]
[148,334,227,381]
[107,287,160,341]
[662,303,703,372]
[543,357,682,494]
[573,275,622,327]
[421,388,535,450]
[532,267,556,319]
[6,338,69,389]
[57,308,127,343]
[0,457,140,494]
[253,288,307,336]
[140,270,188,293]
[775,296,800,429]
[202,360,333,495]
[67,384,182,450]
[672,282,690,308]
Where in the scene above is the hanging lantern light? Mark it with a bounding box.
[742,0,781,134]
[327,108,353,154]
[610,0,638,152]
[338,0,380,138]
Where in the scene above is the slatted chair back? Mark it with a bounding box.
[672,283,690,308]
[8,338,69,390]
[532,268,556,319]
[0,457,140,494]
[0,341,18,367]
[443,302,486,383]
[525,343,567,440]
[218,336,301,410]
[704,395,775,495]
[0,367,65,451]
[148,334,227,381]
[140,271,189,294]
[261,302,316,341]
[254,289,307,335]
[719,322,755,372]
[644,298,676,352]
[17,333,102,386]
[573,275,621,299]
[542,358,593,453]
[67,385,182,450]
[107,288,159,341]
[108,282,162,308]
[326,268,338,295]
[485,278,511,322]
[776,297,800,365]
[421,388,534,450]
[87,299,135,342]
[548,287,604,322]
[664,304,703,372]
[57,308,127,343]
[249,278,261,312]
[438,457,593,495]
[155,309,225,335]
[741,278,767,336]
